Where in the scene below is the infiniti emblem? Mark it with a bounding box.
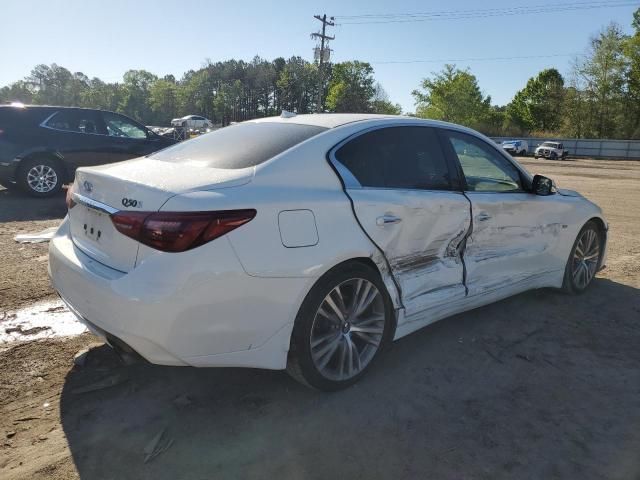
[83,180,93,193]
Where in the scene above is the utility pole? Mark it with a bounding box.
[311,14,334,113]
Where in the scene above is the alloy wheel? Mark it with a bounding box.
[310,278,385,381]
[26,164,58,193]
[572,228,600,289]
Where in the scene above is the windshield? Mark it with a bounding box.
[151,122,327,169]
[541,142,558,147]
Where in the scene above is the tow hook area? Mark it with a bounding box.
[105,333,147,366]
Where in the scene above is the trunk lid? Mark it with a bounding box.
[69,157,254,272]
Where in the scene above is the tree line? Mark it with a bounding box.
[1,8,638,139]
[0,56,400,127]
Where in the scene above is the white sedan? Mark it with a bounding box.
[170,115,213,130]
[49,114,607,390]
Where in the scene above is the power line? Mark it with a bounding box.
[335,1,638,24]
[337,0,635,18]
[370,52,585,65]
[311,14,335,113]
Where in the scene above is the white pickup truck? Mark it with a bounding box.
[534,141,569,160]
[501,140,529,156]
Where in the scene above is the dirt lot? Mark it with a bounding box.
[1,158,639,479]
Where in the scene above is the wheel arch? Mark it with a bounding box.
[586,216,608,269]
[306,256,401,337]
[19,151,70,182]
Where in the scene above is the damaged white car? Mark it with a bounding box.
[49,114,607,391]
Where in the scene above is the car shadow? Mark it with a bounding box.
[59,278,640,479]
[0,187,67,222]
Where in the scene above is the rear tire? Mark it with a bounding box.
[562,221,603,294]
[17,157,63,197]
[287,262,394,391]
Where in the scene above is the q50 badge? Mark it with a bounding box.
[122,198,142,208]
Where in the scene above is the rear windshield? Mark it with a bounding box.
[150,122,328,169]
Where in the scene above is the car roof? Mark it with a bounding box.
[250,113,482,132]
[0,104,116,115]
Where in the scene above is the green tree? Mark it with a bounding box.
[506,68,565,134]
[277,56,318,113]
[574,24,627,138]
[622,7,640,138]
[371,84,402,114]
[149,77,178,125]
[24,64,89,106]
[412,64,492,130]
[325,61,376,112]
[119,70,157,123]
[0,81,34,104]
[79,78,122,111]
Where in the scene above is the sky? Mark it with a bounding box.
[0,0,638,112]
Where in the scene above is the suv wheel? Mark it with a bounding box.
[287,262,394,391]
[18,157,63,197]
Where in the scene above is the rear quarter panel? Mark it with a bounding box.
[160,123,404,308]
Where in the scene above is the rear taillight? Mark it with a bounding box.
[110,210,256,252]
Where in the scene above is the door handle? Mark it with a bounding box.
[376,214,402,226]
[476,212,492,222]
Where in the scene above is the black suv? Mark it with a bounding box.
[0,104,176,196]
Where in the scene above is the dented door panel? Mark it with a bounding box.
[346,188,471,317]
[464,192,572,297]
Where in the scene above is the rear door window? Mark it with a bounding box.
[151,122,328,169]
[333,126,452,190]
[45,110,105,135]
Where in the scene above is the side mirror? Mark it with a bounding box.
[532,174,556,196]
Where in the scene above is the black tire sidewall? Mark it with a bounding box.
[288,262,394,391]
[563,221,602,294]
[18,158,63,197]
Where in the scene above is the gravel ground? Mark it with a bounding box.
[0,157,639,480]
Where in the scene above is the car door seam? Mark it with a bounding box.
[459,193,474,296]
[324,152,405,310]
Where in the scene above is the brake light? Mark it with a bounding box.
[110,210,256,252]
[65,184,76,209]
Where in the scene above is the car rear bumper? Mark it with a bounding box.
[49,217,308,369]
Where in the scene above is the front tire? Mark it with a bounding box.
[287,262,394,391]
[17,157,63,197]
[562,221,603,294]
